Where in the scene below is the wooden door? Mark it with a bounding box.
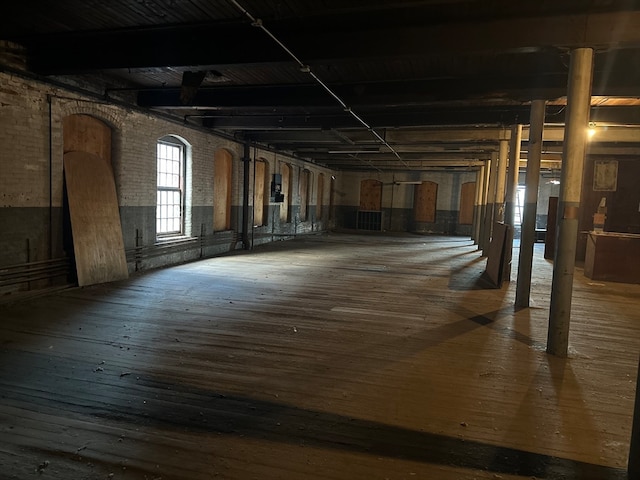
[360,179,382,211]
[459,182,476,225]
[414,181,438,223]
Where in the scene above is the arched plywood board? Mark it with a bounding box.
[63,114,111,165]
[329,176,335,220]
[459,181,476,225]
[317,173,325,220]
[360,179,382,211]
[64,151,128,286]
[214,149,232,231]
[299,169,310,221]
[280,163,292,223]
[253,159,268,227]
[414,181,438,223]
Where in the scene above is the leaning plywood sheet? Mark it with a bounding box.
[64,151,128,286]
[63,114,112,164]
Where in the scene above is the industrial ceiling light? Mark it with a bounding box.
[588,122,597,139]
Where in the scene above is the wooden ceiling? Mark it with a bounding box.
[4,0,640,171]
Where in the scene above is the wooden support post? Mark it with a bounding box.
[493,138,509,224]
[515,100,546,308]
[472,165,485,244]
[504,124,522,227]
[502,124,522,281]
[478,161,491,251]
[481,152,498,257]
[548,48,594,357]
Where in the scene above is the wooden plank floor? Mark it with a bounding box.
[1,233,639,480]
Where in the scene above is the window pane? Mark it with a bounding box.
[157,140,184,235]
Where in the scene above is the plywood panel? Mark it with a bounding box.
[214,149,232,231]
[317,173,325,220]
[329,177,335,220]
[414,181,438,223]
[359,179,382,211]
[459,182,476,225]
[280,164,291,223]
[63,114,111,164]
[253,160,267,227]
[63,152,128,286]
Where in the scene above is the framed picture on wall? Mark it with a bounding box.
[593,159,618,191]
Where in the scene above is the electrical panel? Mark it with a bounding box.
[271,174,284,203]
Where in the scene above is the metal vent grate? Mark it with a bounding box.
[357,210,383,231]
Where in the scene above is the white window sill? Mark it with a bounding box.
[155,235,195,244]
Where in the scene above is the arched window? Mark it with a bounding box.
[317,173,325,220]
[156,136,186,236]
[253,159,269,227]
[329,175,336,220]
[299,169,311,221]
[414,181,438,223]
[214,149,233,231]
[280,163,292,223]
[459,181,476,225]
[359,179,382,211]
[357,179,383,230]
[62,114,128,286]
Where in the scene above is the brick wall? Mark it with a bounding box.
[0,71,333,294]
[1,69,498,296]
[334,170,478,234]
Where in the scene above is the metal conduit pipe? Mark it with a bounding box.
[229,0,411,169]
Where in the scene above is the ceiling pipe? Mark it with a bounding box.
[228,0,411,169]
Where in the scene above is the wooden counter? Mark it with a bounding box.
[584,231,640,284]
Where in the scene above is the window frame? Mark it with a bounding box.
[156,137,186,237]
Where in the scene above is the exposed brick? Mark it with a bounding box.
[1,71,334,272]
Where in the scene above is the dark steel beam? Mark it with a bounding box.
[198,106,640,130]
[137,70,640,108]
[17,11,640,74]
[200,107,533,129]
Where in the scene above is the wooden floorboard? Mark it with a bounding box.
[1,233,639,479]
